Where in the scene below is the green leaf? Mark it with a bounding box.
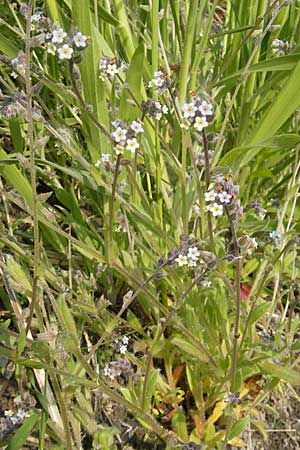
[0,31,19,56]
[6,255,32,293]
[7,413,39,450]
[171,337,209,362]
[17,330,27,357]
[142,369,159,413]
[249,302,271,325]
[45,0,62,22]
[221,134,300,167]
[228,417,250,440]
[172,409,188,441]
[14,358,44,369]
[246,59,300,145]
[9,118,24,153]
[72,0,110,159]
[258,362,300,385]
[0,146,33,208]
[250,54,300,72]
[119,42,145,121]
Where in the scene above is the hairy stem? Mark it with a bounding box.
[202,129,215,252]
[25,0,40,335]
[225,206,241,392]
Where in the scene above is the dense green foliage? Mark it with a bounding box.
[0,1,300,449]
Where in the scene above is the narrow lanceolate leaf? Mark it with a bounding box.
[250,54,300,72]
[258,362,300,386]
[7,413,39,450]
[119,42,145,121]
[45,0,61,22]
[0,146,33,208]
[72,0,110,160]
[246,59,300,145]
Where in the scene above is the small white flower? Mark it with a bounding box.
[57,44,73,60]
[31,13,43,23]
[272,38,283,49]
[199,100,213,116]
[99,59,108,70]
[10,72,18,79]
[101,153,110,162]
[162,105,168,114]
[204,190,217,202]
[112,127,127,143]
[155,101,162,110]
[149,77,164,87]
[155,112,162,120]
[218,191,232,204]
[182,102,196,118]
[154,70,163,77]
[194,116,208,131]
[175,254,188,267]
[119,344,127,354]
[180,119,190,130]
[95,159,101,167]
[126,138,139,153]
[200,279,211,288]
[188,246,200,261]
[106,63,118,76]
[122,336,129,345]
[52,28,67,44]
[47,43,56,55]
[130,120,144,133]
[269,230,282,240]
[103,363,111,377]
[188,260,197,268]
[111,120,121,128]
[209,203,223,217]
[250,237,258,248]
[73,31,88,48]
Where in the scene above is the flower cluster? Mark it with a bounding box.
[195,149,214,166]
[95,153,111,168]
[182,442,202,450]
[148,70,171,94]
[271,38,290,56]
[48,27,87,59]
[103,357,133,381]
[269,230,282,247]
[110,119,144,154]
[141,99,168,120]
[245,200,267,220]
[175,246,200,268]
[99,56,127,79]
[224,391,242,405]
[10,51,26,79]
[0,96,23,118]
[181,96,213,131]
[114,336,129,355]
[0,409,30,442]
[204,175,240,218]
[25,9,88,60]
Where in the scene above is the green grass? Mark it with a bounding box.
[0,0,300,449]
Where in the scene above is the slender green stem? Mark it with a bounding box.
[181,133,188,233]
[109,154,121,244]
[50,374,73,450]
[224,206,241,392]
[178,0,198,104]
[155,122,163,226]
[25,0,40,335]
[152,0,159,74]
[190,0,218,91]
[202,129,215,252]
